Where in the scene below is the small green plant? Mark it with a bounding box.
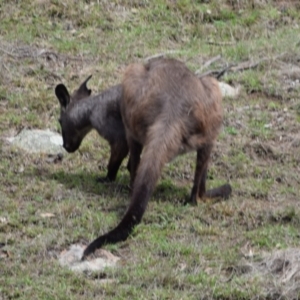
[225,126,238,136]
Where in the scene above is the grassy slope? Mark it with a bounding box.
[0,0,300,299]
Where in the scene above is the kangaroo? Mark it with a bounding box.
[82,58,232,258]
[55,76,129,182]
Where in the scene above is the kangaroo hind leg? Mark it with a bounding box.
[127,136,143,190]
[205,183,232,200]
[195,149,232,201]
[199,167,232,200]
[186,144,213,205]
[198,157,232,200]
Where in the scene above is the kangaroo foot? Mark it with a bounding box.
[96,176,113,183]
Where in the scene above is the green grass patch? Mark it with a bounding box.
[0,0,300,299]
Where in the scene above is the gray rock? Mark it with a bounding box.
[7,129,65,155]
[59,244,120,273]
[218,82,240,98]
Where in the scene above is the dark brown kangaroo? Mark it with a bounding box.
[83,58,231,258]
[55,76,129,182]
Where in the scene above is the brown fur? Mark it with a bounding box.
[83,58,231,258]
[122,59,225,199]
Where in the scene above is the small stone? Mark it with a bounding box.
[218,82,240,98]
[59,244,120,273]
[7,129,65,155]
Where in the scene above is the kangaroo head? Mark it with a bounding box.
[55,75,92,153]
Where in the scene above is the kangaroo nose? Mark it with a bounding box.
[63,143,76,153]
[63,143,70,151]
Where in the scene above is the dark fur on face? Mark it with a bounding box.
[83,58,232,258]
[55,76,129,182]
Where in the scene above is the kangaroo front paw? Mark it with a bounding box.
[96,176,113,183]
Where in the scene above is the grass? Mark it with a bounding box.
[1,0,300,299]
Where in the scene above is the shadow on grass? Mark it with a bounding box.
[49,169,129,196]
[19,165,192,221]
[35,166,191,205]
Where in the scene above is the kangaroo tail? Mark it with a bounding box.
[83,122,179,259]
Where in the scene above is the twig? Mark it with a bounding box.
[197,69,223,79]
[0,47,19,58]
[36,49,59,59]
[197,52,287,79]
[144,50,181,62]
[2,63,10,74]
[197,64,235,79]
[195,55,222,75]
[230,58,268,72]
[206,40,236,46]
[231,52,286,72]
[214,64,235,79]
[0,45,90,62]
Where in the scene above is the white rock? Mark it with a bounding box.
[59,244,120,273]
[7,129,65,155]
[218,82,240,98]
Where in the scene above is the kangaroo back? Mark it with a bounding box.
[122,59,223,152]
[83,58,231,258]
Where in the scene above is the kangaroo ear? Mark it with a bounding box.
[55,84,70,108]
[74,75,92,100]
